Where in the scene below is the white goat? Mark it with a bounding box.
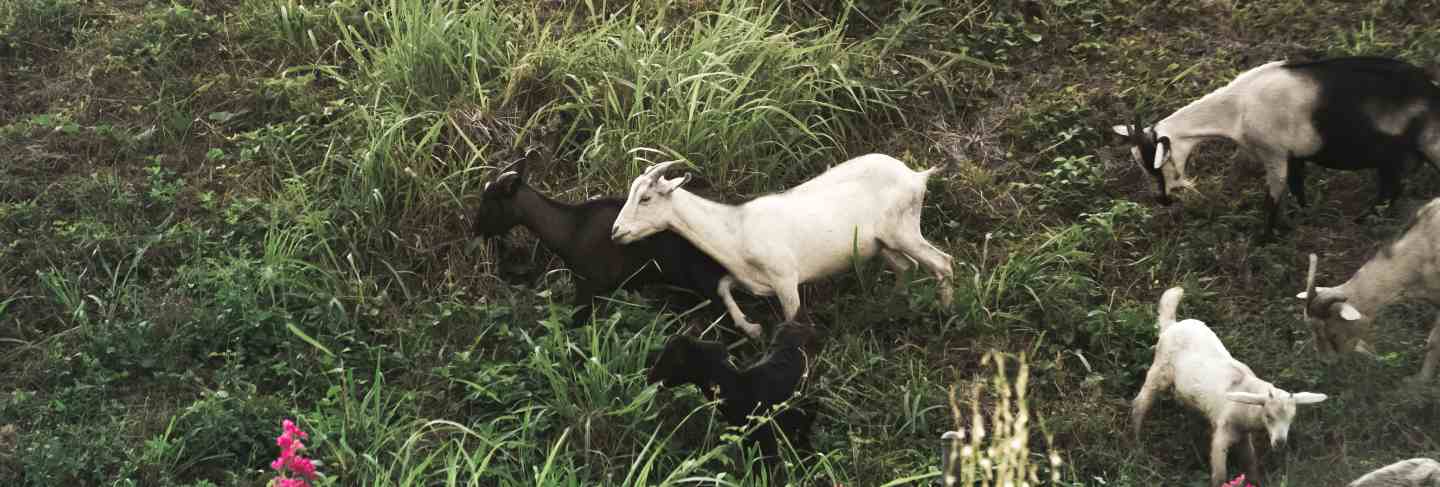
[1113,57,1440,238]
[609,153,955,338]
[1132,287,1328,487]
[1349,458,1440,487]
[1297,199,1440,382]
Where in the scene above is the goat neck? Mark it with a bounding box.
[511,186,583,263]
[1155,93,1241,141]
[663,189,750,279]
[1224,376,1281,432]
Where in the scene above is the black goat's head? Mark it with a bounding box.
[771,321,825,356]
[1112,116,1173,205]
[647,335,728,390]
[473,160,528,238]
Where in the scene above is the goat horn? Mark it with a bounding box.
[1305,253,1322,317]
[645,160,686,178]
[496,159,523,178]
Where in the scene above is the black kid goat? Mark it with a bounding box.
[473,160,728,327]
[647,321,825,463]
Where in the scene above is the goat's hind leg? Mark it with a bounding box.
[1413,312,1440,382]
[887,230,955,306]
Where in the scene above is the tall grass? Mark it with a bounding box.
[938,352,1070,487]
[325,0,916,238]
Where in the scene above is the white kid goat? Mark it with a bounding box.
[1113,57,1440,239]
[610,153,955,338]
[1132,287,1327,487]
[1297,199,1440,382]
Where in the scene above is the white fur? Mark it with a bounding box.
[1348,458,1440,487]
[610,153,955,338]
[1133,287,1328,487]
[1297,199,1440,382]
[1113,61,1327,203]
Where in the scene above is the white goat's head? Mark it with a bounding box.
[1296,254,1374,359]
[611,161,691,245]
[1226,389,1327,447]
[1112,121,1188,205]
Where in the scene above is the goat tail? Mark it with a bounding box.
[1156,287,1184,331]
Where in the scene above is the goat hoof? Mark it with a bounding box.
[740,322,763,339]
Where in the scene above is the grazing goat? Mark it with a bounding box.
[1132,287,1327,487]
[647,321,824,461]
[473,160,728,327]
[1113,56,1440,239]
[1349,458,1440,487]
[1296,199,1440,382]
[610,154,955,338]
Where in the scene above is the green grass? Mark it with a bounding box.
[3,0,1440,485]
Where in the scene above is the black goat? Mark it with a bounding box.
[647,322,825,463]
[472,161,728,327]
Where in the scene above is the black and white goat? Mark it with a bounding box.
[611,154,955,338]
[647,321,824,462]
[473,160,728,327]
[1133,287,1327,487]
[1349,458,1440,487]
[1114,56,1440,238]
[1297,199,1440,382]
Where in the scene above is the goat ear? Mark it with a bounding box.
[1112,125,1132,136]
[1335,303,1362,321]
[656,174,691,195]
[1153,136,1170,169]
[1292,392,1327,405]
[1226,391,1268,405]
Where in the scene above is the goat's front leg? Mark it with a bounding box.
[879,249,914,293]
[1130,363,1169,444]
[1240,432,1261,484]
[775,276,802,323]
[570,281,599,328]
[1208,429,1234,487]
[1262,157,1291,241]
[1413,313,1440,382]
[718,275,762,338]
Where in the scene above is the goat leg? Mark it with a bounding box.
[1286,158,1309,209]
[1241,433,1261,485]
[1129,366,1167,445]
[1413,314,1440,382]
[718,275,763,338]
[570,282,599,328]
[1209,429,1234,487]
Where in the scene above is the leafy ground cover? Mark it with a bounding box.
[2,0,1438,485]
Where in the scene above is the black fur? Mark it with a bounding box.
[473,164,728,327]
[1286,56,1440,215]
[648,323,824,464]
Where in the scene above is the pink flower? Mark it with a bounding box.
[1223,474,1257,487]
[268,419,320,487]
[287,456,317,480]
